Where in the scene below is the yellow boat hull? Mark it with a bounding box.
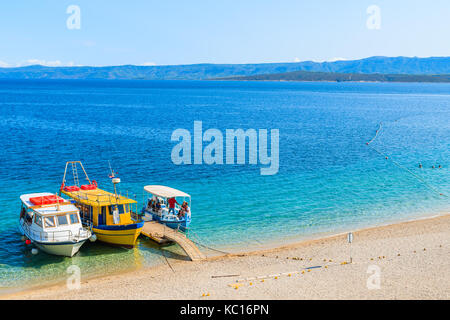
[93,222,144,248]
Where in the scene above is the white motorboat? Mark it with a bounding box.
[19,193,92,257]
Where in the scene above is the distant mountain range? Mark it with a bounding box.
[0,56,450,80]
[215,70,450,83]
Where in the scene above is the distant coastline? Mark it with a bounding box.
[212,70,450,83]
[1,56,450,81]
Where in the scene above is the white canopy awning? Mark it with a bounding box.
[143,185,190,198]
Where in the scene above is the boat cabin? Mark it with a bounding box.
[19,193,89,242]
[61,187,138,227]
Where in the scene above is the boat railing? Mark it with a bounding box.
[130,211,143,222]
[81,218,93,231]
[68,189,137,205]
[20,220,91,243]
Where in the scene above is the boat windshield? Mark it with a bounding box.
[34,214,43,227]
[57,215,68,226]
[69,213,79,224]
[44,216,56,228]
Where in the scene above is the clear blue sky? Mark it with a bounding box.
[0,0,449,67]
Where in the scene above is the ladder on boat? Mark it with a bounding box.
[141,221,206,261]
[71,162,80,187]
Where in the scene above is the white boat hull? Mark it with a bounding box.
[18,219,89,257]
[34,240,86,257]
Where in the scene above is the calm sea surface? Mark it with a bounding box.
[0,80,449,289]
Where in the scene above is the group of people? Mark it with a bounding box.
[418,163,442,169]
[147,196,190,219]
[147,197,162,212]
[167,197,190,218]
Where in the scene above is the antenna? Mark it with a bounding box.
[56,192,61,211]
[108,160,115,178]
[108,160,121,198]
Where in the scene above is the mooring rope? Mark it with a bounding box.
[366,123,446,197]
[187,229,231,255]
[159,247,175,273]
[193,241,231,255]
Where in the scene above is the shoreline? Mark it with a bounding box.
[2,211,449,300]
[2,209,446,294]
[221,208,449,254]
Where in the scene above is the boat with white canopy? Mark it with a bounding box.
[142,185,191,231]
[18,193,92,257]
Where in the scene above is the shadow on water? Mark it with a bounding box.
[138,237,191,261]
[0,226,132,270]
[1,224,189,273]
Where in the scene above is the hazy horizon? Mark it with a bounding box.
[2,55,450,69]
[1,1,449,68]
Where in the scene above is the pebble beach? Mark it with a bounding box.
[3,213,449,300]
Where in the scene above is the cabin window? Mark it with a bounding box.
[44,216,56,228]
[76,204,92,222]
[99,206,107,225]
[109,205,125,215]
[34,214,42,227]
[69,213,79,224]
[57,215,68,226]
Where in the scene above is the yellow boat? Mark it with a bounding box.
[60,161,143,248]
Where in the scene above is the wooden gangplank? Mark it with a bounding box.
[141,221,206,261]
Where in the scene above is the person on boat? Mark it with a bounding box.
[155,199,161,212]
[147,199,154,210]
[20,206,26,219]
[178,202,186,218]
[178,201,189,219]
[168,197,180,215]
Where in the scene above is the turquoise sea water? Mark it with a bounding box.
[0,80,449,290]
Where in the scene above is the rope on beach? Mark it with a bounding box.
[159,247,175,273]
[234,265,328,284]
[366,123,447,198]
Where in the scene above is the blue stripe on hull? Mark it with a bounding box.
[34,240,81,245]
[151,215,190,230]
[94,222,144,231]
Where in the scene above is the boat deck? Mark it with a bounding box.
[141,221,206,261]
[62,188,136,206]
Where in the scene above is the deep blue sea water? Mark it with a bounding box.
[0,80,449,289]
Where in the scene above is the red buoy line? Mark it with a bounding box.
[366,122,383,146]
[366,123,446,198]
